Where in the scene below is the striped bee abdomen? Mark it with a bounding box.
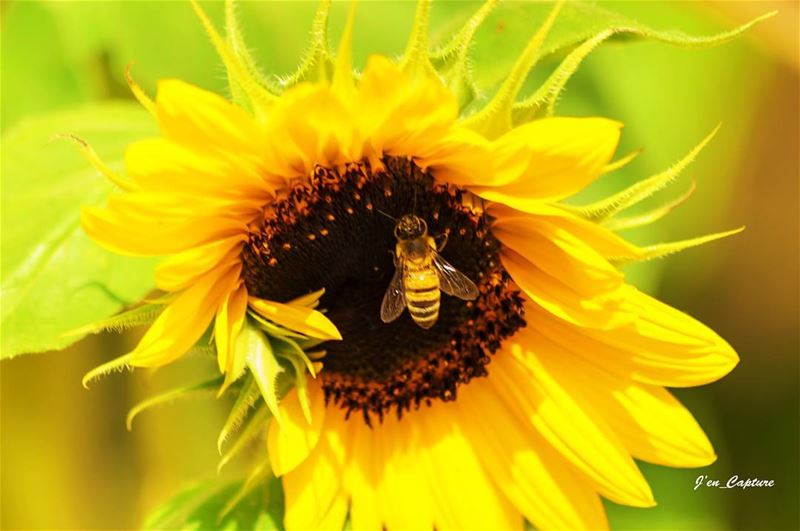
[404,263,440,329]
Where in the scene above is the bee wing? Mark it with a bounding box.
[432,252,479,301]
[380,261,407,323]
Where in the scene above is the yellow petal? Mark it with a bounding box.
[155,79,265,156]
[531,301,738,388]
[156,236,245,292]
[315,490,349,531]
[419,403,523,530]
[126,137,278,200]
[249,297,342,341]
[538,348,716,467]
[357,55,459,162]
[214,282,249,374]
[459,377,608,530]
[282,413,349,531]
[264,84,359,179]
[287,288,326,309]
[500,247,634,329]
[491,202,641,260]
[268,381,327,477]
[81,200,246,257]
[129,264,241,367]
[492,335,656,507]
[493,213,623,297]
[411,128,493,188]
[474,117,622,198]
[343,419,382,530]
[377,415,436,530]
[618,289,739,383]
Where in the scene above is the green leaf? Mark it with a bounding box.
[0,102,157,359]
[221,456,274,519]
[144,477,284,531]
[0,1,92,131]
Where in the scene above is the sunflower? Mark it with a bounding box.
[80,1,744,529]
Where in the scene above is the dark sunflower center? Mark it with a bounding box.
[242,157,525,423]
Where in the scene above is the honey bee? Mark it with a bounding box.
[381,214,479,329]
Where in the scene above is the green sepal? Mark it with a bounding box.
[189,0,277,119]
[272,335,316,378]
[513,10,775,123]
[81,353,134,389]
[273,0,333,90]
[399,0,437,78]
[272,337,315,425]
[565,126,719,223]
[186,343,217,359]
[462,1,563,139]
[512,28,616,124]
[294,336,328,351]
[430,0,498,108]
[603,180,696,232]
[612,228,744,265]
[224,0,275,111]
[217,374,261,453]
[217,405,272,474]
[126,376,222,430]
[241,321,288,426]
[62,301,163,338]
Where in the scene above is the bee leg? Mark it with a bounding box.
[388,250,399,267]
[434,232,448,252]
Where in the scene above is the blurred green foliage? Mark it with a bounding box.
[144,477,284,531]
[0,103,157,357]
[1,1,796,530]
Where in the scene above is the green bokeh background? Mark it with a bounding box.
[1,1,797,529]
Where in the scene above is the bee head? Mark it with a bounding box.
[394,214,427,240]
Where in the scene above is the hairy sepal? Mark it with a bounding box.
[430,0,498,108]
[217,374,261,453]
[224,0,275,111]
[565,126,719,223]
[240,321,288,426]
[217,406,271,474]
[513,11,774,123]
[127,376,222,430]
[274,0,333,90]
[63,302,163,338]
[613,228,744,265]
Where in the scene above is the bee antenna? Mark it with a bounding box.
[412,187,417,214]
[375,208,397,222]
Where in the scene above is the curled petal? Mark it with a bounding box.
[249,297,342,341]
